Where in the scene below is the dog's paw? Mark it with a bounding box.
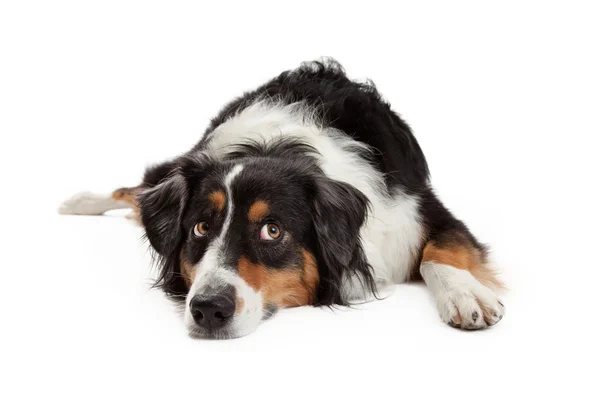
[438,280,504,330]
[422,262,505,330]
[58,191,114,215]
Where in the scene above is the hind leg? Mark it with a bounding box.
[59,160,179,221]
[59,186,141,221]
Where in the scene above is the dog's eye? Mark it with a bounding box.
[260,223,281,241]
[193,221,210,237]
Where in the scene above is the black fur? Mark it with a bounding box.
[419,190,488,256]
[226,138,377,303]
[309,175,374,304]
[140,138,376,305]
[138,154,215,298]
[139,59,483,304]
[196,59,429,194]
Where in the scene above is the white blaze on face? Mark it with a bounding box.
[218,164,244,244]
[183,164,265,338]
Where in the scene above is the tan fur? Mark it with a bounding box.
[421,242,503,289]
[237,249,319,308]
[180,251,196,289]
[471,266,504,290]
[421,242,481,271]
[301,249,319,297]
[112,187,141,221]
[248,200,269,223]
[208,191,226,213]
[111,187,139,206]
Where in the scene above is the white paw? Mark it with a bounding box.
[58,191,122,215]
[437,282,505,330]
[422,262,505,330]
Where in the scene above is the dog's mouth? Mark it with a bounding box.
[187,325,237,340]
[183,302,265,340]
[185,316,262,340]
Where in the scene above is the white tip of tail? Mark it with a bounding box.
[58,191,129,215]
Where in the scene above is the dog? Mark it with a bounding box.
[59,59,505,339]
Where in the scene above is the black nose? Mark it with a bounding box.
[189,295,235,329]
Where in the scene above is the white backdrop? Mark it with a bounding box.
[1,1,599,399]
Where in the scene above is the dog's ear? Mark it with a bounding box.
[138,173,188,257]
[310,177,376,305]
[138,154,212,298]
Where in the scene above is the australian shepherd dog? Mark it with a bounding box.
[60,60,504,339]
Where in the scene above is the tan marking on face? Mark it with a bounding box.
[180,251,196,289]
[235,296,245,316]
[248,200,269,223]
[421,242,503,289]
[208,191,226,213]
[237,249,320,309]
[301,249,319,297]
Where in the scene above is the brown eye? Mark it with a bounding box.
[193,221,210,237]
[260,223,281,241]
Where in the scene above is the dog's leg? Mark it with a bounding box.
[59,160,180,221]
[419,231,505,330]
[58,186,141,221]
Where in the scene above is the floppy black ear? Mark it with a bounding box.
[138,173,188,257]
[311,177,376,305]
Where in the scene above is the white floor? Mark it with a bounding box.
[4,209,597,398]
[2,1,599,399]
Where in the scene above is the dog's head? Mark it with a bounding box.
[138,140,375,339]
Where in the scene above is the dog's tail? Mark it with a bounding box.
[58,186,141,221]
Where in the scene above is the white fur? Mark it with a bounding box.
[184,247,264,338]
[204,101,424,302]
[58,191,130,215]
[220,164,244,238]
[420,262,504,329]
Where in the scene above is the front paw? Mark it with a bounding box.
[422,262,505,330]
[438,281,505,330]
